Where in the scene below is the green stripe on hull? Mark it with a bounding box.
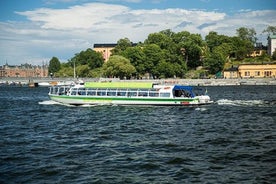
[50,95,198,103]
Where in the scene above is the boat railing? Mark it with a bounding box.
[66,87,171,98]
[49,85,203,99]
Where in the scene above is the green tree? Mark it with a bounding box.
[112,38,132,55]
[121,46,146,78]
[102,55,136,79]
[263,26,276,36]
[76,64,90,77]
[272,50,276,60]
[142,44,164,78]
[144,31,173,50]
[236,27,257,44]
[231,36,254,60]
[69,48,104,69]
[204,51,224,74]
[55,64,73,77]
[48,57,61,76]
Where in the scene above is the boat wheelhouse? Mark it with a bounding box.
[48,82,212,106]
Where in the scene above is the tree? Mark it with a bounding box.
[112,38,132,55]
[76,65,90,77]
[236,27,257,44]
[272,50,276,60]
[231,36,254,60]
[263,26,276,36]
[144,32,173,50]
[69,48,104,69]
[48,57,61,76]
[102,55,136,79]
[142,44,164,78]
[121,46,146,78]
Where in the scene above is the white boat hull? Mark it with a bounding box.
[49,94,212,106]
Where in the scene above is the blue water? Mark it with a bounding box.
[0,85,275,183]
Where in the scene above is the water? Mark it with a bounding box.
[0,85,275,183]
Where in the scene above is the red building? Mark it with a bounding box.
[0,63,48,78]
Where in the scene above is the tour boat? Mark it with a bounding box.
[48,82,213,106]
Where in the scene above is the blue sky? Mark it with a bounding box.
[0,0,275,65]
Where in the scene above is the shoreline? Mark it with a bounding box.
[1,77,276,86]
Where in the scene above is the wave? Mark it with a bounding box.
[216,99,266,106]
[38,100,61,105]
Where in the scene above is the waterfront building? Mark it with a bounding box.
[267,35,276,56]
[223,67,239,79]
[223,64,276,78]
[239,64,276,78]
[0,63,48,78]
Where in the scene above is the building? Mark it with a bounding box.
[223,64,276,78]
[93,43,117,62]
[223,67,239,79]
[93,43,138,62]
[267,35,276,56]
[249,43,267,57]
[239,64,276,78]
[0,63,48,78]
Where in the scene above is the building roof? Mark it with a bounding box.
[224,67,238,71]
[93,43,117,48]
[93,43,138,48]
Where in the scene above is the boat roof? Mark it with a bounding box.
[173,85,193,91]
[84,82,153,89]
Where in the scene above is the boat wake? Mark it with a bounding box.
[216,99,268,106]
[38,100,61,105]
[195,107,208,111]
[39,100,100,107]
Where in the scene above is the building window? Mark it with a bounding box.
[264,71,272,77]
[255,71,260,76]
[245,71,250,76]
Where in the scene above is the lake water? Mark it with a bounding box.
[0,85,275,183]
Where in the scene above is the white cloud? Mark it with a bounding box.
[0,2,275,65]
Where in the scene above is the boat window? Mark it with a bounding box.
[127,89,138,97]
[149,91,159,97]
[71,91,77,95]
[87,89,96,96]
[97,90,106,96]
[78,89,86,95]
[174,90,193,97]
[160,93,170,97]
[117,90,126,96]
[107,89,117,96]
[58,87,67,95]
[138,91,148,97]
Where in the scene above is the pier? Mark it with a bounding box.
[1,77,276,86]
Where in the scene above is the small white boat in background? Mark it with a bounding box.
[39,81,75,87]
[48,82,213,106]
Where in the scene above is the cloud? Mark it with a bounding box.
[1,2,275,65]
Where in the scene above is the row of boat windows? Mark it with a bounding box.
[70,88,171,97]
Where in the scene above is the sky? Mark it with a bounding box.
[0,0,275,65]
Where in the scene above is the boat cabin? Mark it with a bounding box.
[49,82,201,99]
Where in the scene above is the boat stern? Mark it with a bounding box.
[197,95,212,104]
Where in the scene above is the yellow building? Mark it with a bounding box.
[93,44,117,62]
[224,64,276,78]
[223,67,239,79]
[239,64,276,78]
